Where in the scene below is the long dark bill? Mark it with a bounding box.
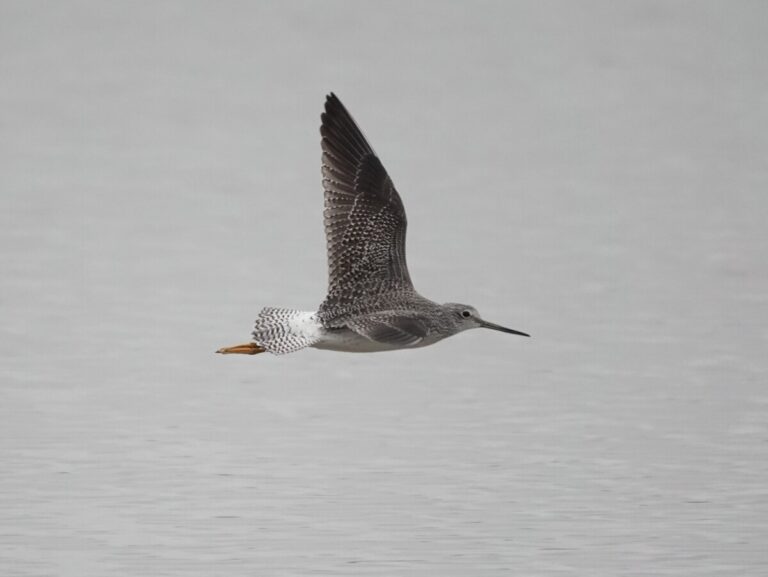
[479,320,530,337]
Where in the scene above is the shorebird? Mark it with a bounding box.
[217,94,529,356]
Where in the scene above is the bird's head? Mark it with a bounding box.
[443,303,530,337]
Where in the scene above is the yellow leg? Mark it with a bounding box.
[216,342,266,355]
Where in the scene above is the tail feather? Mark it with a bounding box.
[252,308,322,355]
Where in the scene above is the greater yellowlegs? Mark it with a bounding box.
[217,94,529,356]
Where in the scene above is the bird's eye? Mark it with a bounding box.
[461,310,471,318]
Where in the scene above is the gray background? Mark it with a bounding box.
[2,1,767,575]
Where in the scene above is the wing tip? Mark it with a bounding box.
[320,92,375,157]
[325,92,342,113]
[324,93,350,124]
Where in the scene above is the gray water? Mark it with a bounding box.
[2,2,767,575]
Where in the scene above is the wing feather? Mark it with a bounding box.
[347,314,428,347]
[318,94,414,321]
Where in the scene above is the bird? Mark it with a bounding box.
[217,94,529,356]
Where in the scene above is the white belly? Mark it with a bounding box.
[312,328,405,353]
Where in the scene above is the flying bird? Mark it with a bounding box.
[217,94,529,356]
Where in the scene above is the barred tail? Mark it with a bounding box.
[251,308,322,355]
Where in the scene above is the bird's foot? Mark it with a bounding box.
[216,342,266,355]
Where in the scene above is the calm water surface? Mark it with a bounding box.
[2,2,767,575]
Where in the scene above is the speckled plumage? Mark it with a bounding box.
[251,308,321,354]
[318,94,414,322]
[218,94,529,357]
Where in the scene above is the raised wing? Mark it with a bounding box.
[318,94,413,319]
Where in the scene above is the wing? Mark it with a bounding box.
[319,93,413,317]
[347,314,428,347]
